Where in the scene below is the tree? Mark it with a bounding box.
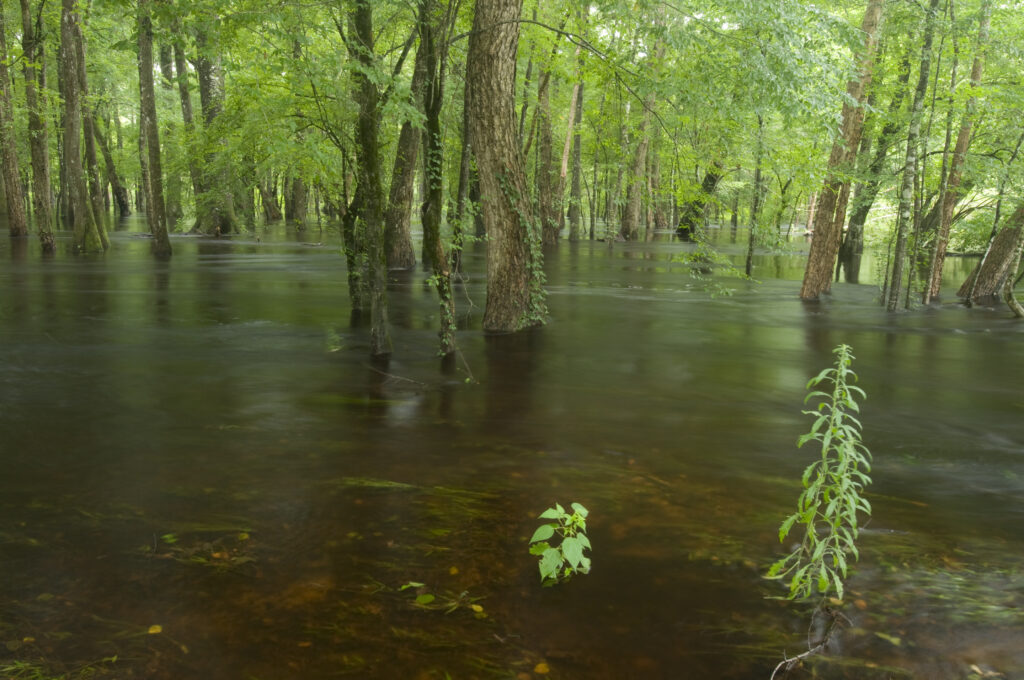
[345,0,391,356]
[800,0,884,300]
[18,0,54,251]
[0,2,28,239]
[61,0,107,252]
[138,0,172,257]
[467,0,546,332]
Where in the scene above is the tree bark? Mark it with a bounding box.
[194,26,237,235]
[568,79,584,241]
[259,177,283,222]
[173,41,204,212]
[61,0,105,252]
[467,0,545,332]
[957,203,1024,299]
[799,0,883,299]
[157,43,182,224]
[138,0,171,256]
[925,0,992,302]
[839,52,913,281]
[621,95,654,241]
[0,4,28,238]
[419,0,456,354]
[348,1,391,356]
[93,119,131,217]
[537,68,558,244]
[385,33,426,270]
[887,0,940,311]
[19,0,53,250]
[73,17,106,230]
[677,162,723,236]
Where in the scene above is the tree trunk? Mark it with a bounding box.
[887,0,940,311]
[19,0,53,250]
[925,0,992,302]
[621,96,654,241]
[568,79,584,241]
[839,52,912,282]
[0,4,29,238]
[61,0,104,252]
[348,1,391,356]
[746,114,765,277]
[537,68,558,244]
[173,41,204,212]
[957,203,1024,299]
[419,0,456,354]
[138,0,171,257]
[385,33,426,270]
[259,177,283,222]
[467,0,545,332]
[157,43,182,225]
[677,163,723,237]
[800,0,883,299]
[194,26,237,235]
[73,17,106,230]
[93,119,131,217]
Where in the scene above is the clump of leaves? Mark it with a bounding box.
[528,503,591,586]
[767,344,872,601]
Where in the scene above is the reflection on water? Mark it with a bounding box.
[1,225,1022,679]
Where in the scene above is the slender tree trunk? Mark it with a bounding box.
[621,94,655,241]
[259,177,282,222]
[887,0,940,311]
[925,0,991,302]
[453,80,473,270]
[61,0,104,252]
[72,17,106,232]
[348,1,391,355]
[568,79,584,241]
[194,26,237,235]
[468,0,545,332]
[173,41,204,212]
[384,36,425,270]
[157,44,182,225]
[93,119,131,217]
[840,52,913,281]
[746,114,765,276]
[799,0,883,299]
[19,0,54,250]
[0,5,28,238]
[537,68,558,244]
[420,0,456,354]
[137,0,170,256]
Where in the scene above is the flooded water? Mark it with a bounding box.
[1,222,1022,679]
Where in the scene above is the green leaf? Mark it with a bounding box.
[415,593,435,605]
[778,514,798,542]
[529,541,550,556]
[570,502,589,518]
[538,508,561,520]
[538,548,563,581]
[577,533,592,550]
[562,537,584,568]
[529,524,556,544]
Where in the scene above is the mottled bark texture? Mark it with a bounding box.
[138,0,171,257]
[20,0,54,251]
[799,0,883,299]
[349,1,391,355]
[0,4,28,238]
[61,0,105,252]
[467,0,545,332]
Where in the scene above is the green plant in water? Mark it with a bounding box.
[528,502,591,586]
[767,344,872,601]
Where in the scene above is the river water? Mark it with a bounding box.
[1,222,1022,679]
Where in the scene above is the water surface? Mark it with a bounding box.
[1,224,1022,679]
